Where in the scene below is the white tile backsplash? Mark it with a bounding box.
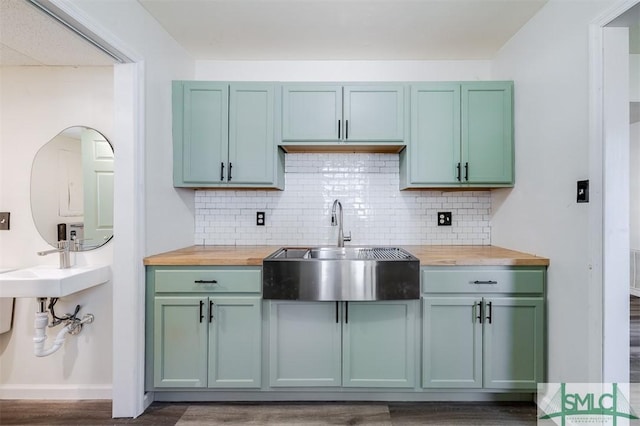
[195,153,491,246]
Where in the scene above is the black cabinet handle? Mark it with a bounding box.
[486,301,493,324]
[194,280,217,284]
[345,120,349,140]
[199,300,204,323]
[475,301,483,324]
[228,163,233,181]
[338,120,341,139]
[220,162,225,181]
[345,302,349,324]
[473,280,497,285]
[335,301,339,323]
[456,163,461,181]
[209,300,215,322]
[464,162,469,181]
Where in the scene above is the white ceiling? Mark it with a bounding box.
[139,0,548,60]
[0,0,551,65]
[0,0,116,66]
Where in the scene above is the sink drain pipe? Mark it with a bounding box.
[33,297,94,357]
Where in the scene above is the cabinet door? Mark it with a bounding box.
[173,82,229,186]
[268,301,341,387]
[409,83,461,184]
[483,297,544,389]
[281,85,343,141]
[343,85,404,142]
[461,82,513,184]
[343,301,416,388]
[228,84,275,185]
[422,297,482,388]
[208,297,262,388]
[153,296,208,388]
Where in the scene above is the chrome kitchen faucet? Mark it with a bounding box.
[331,199,351,248]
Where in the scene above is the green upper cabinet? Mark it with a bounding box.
[174,82,228,185]
[400,81,513,189]
[281,85,343,141]
[343,86,405,142]
[406,83,461,185]
[281,84,405,146]
[462,82,514,184]
[173,81,284,189]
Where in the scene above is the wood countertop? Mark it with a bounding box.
[144,245,549,267]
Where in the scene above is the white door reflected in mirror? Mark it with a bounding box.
[31,126,114,251]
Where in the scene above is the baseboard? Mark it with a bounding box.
[143,391,154,410]
[0,384,112,400]
[153,391,535,403]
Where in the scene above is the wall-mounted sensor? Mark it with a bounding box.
[437,212,452,226]
[577,180,589,203]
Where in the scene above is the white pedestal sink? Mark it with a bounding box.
[0,265,111,298]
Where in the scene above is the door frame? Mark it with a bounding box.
[45,0,147,417]
[588,0,638,383]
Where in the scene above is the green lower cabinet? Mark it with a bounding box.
[422,296,543,390]
[268,301,342,387]
[422,297,482,388]
[483,297,544,389]
[208,298,262,388]
[154,296,261,389]
[343,301,416,388]
[154,296,208,388]
[268,300,416,388]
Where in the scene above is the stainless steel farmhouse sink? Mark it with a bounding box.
[263,247,420,301]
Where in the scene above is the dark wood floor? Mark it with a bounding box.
[0,400,537,425]
[5,297,640,425]
[632,295,640,383]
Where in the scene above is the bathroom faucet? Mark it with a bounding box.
[331,199,351,248]
[38,240,71,269]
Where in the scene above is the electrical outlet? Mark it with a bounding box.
[256,211,265,226]
[577,180,589,203]
[437,212,452,226]
[0,212,9,230]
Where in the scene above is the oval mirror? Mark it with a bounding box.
[31,126,114,251]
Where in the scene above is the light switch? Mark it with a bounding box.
[577,180,589,203]
[0,212,9,230]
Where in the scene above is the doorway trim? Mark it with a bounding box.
[48,0,147,418]
[588,0,638,383]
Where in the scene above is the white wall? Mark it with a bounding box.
[69,0,197,256]
[490,0,615,382]
[0,66,114,398]
[195,60,492,82]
